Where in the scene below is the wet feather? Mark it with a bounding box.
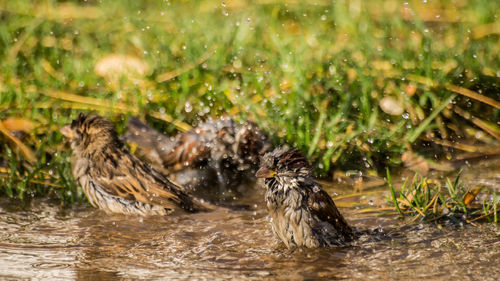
[256,146,354,248]
[62,113,209,215]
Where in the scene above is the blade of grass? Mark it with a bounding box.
[307,112,326,156]
[387,168,403,216]
[406,94,456,143]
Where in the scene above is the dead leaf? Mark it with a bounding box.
[1,118,35,133]
[463,186,483,205]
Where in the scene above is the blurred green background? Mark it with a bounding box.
[0,0,499,202]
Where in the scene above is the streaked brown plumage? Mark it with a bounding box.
[122,116,271,193]
[61,113,210,215]
[256,146,354,248]
[119,116,176,169]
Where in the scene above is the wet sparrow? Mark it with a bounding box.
[122,116,271,193]
[61,113,209,215]
[120,116,175,169]
[256,147,354,248]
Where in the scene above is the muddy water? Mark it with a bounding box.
[1,160,500,280]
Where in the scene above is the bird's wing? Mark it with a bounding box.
[161,131,210,169]
[121,117,175,167]
[90,152,195,211]
[306,181,353,235]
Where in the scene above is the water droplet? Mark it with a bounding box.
[184,101,193,113]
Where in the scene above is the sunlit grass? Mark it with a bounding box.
[0,0,499,203]
[388,171,500,224]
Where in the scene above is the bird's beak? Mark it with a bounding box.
[255,167,277,178]
[60,125,74,139]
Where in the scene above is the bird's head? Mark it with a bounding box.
[255,146,312,183]
[234,121,271,164]
[61,113,119,154]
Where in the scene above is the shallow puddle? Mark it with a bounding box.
[1,159,500,280]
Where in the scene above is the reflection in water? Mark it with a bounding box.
[0,159,500,280]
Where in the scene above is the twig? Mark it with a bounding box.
[0,122,36,163]
[469,210,495,222]
[369,70,500,110]
[405,73,500,110]
[453,106,500,141]
[422,194,439,214]
[409,200,426,217]
[465,219,480,228]
[446,84,500,110]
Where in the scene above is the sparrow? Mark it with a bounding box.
[256,146,354,248]
[119,116,176,169]
[122,116,271,194]
[60,113,211,215]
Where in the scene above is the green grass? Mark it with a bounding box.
[0,0,499,203]
[388,171,500,224]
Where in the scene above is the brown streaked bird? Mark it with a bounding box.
[256,146,354,249]
[119,116,176,169]
[61,113,211,215]
[122,116,271,193]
